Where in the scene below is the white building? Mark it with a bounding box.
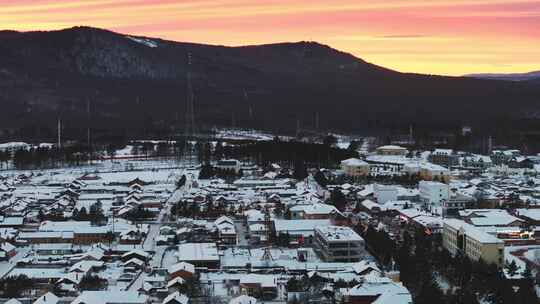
[419,181,449,209]
[374,184,398,204]
[314,226,365,262]
[375,145,408,156]
[216,159,242,173]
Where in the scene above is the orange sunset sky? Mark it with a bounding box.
[1,0,539,76]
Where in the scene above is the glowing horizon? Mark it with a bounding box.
[2,0,539,76]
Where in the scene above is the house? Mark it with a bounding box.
[214,216,237,245]
[350,260,382,276]
[69,261,105,273]
[289,203,338,220]
[344,277,412,304]
[163,292,189,304]
[121,250,150,263]
[0,241,16,258]
[123,258,146,269]
[56,272,84,291]
[515,209,540,225]
[34,292,59,304]
[167,277,186,293]
[239,274,278,299]
[168,262,195,280]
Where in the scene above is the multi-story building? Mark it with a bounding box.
[418,163,450,183]
[419,181,449,210]
[429,149,459,168]
[374,184,398,204]
[460,154,493,170]
[441,193,476,217]
[442,219,504,266]
[314,226,365,262]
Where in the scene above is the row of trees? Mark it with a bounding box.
[170,200,237,220]
[9,146,95,169]
[217,138,358,169]
[72,201,106,224]
[198,165,243,180]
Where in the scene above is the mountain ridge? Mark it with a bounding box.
[0,26,539,141]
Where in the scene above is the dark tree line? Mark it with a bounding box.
[0,275,34,298]
[198,164,243,180]
[10,146,94,169]
[79,274,108,290]
[218,138,358,168]
[125,205,154,221]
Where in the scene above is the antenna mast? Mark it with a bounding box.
[183,52,196,164]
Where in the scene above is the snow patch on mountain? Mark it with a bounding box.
[126,36,158,48]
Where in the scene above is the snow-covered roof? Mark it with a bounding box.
[315,226,364,242]
[72,291,148,304]
[273,219,330,234]
[169,261,195,274]
[163,292,189,304]
[376,145,407,151]
[33,292,59,304]
[341,158,368,167]
[230,295,257,304]
[177,243,219,262]
[516,208,540,221]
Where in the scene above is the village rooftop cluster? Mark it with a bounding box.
[0,138,539,303]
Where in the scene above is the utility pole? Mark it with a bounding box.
[57,118,62,149]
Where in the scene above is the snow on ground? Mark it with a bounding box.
[214,129,277,141]
[115,145,134,157]
[0,247,30,278]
